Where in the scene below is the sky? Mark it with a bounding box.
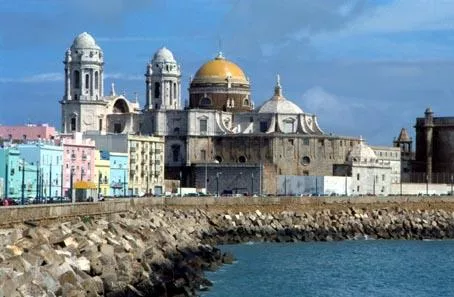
[1,0,454,146]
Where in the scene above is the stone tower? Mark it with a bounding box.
[60,32,106,133]
[424,107,434,182]
[145,47,181,110]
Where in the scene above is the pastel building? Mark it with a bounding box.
[17,142,63,199]
[109,152,129,197]
[94,150,110,197]
[84,132,165,196]
[0,124,57,142]
[0,146,38,200]
[61,133,96,197]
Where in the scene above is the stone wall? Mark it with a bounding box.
[2,204,454,296]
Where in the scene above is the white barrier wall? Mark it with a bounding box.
[390,183,452,195]
[277,176,352,196]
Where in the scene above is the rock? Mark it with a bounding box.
[76,256,90,272]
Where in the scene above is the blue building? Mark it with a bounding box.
[109,152,129,197]
[0,146,38,201]
[18,142,64,199]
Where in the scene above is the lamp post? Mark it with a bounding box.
[4,161,8,200]
[451,174,453,195]
[36,162,40,202]
[179,170,183,197]
[251,172,254,196]
[48,162,52,203]
[97,171,101,201]
[216,172,221,197]
[69,168,74,203]
[21,159,25,205]
[205,161,208,194]
[344,172,348,196]
[60,164,63,203]
[123,168,127,198]
[373,175,376,196]
[426,174,429,196]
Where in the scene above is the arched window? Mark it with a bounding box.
[85,74,89,89]
[171,144,180,162]
[173,83,176,99]
[70,117,76,132]
[94,72,99,89]
[74,70,80,89]
[154,82,160,98]
[200,97,211,106]
[243,98,250,106]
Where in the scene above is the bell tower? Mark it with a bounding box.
[60,32,106,133]
[145,47,181,110]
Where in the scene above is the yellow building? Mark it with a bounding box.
[94,150,110,197]
[128,135,165,196]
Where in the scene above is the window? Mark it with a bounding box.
[303,138,310,145]
[171,145,180,162]
[357,173,360,181]
[200,97,211,106]
[95,72,99,89]
[173,127,180,134]
[357,186,360,192]
[201,150,206,161]
[283,120,294,133]
[260,121,268,133]
[70,117,76,132]
[382,174,385,181]
[154,82,160,98]
[301,156,310,166]
[99,119,102,131]
[173,83,176,99]
[23,134,26,140]
[74,70,80,88]
[85,74,90,89]
[114,123,122,133]
[200,119,207,133]
[288,139,294,145]
[243,98,250,106]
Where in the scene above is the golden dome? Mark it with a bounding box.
[193,52,248,83]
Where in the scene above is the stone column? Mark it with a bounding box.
[65,67,71,100]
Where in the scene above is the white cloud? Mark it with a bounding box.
[104,73,142,81]
[0,72,143,83]
[0,72,63,83]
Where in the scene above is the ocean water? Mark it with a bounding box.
[203,240,454,297]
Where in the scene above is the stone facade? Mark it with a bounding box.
[414,108,454,183]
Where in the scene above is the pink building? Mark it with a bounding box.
[0,124,57,142]
[61,133,96,197]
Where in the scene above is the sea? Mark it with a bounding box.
[202,240,454,297]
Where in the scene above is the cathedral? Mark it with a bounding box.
[61,32,365,195]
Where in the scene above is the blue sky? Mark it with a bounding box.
[2,0,454,146]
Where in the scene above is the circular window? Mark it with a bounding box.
[238,156,247,163]
[214,155,223,163]
[301,156,311,166]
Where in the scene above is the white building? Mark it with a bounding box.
[371,146,401,184]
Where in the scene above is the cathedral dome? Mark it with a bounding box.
[153,47,176,63]
[193,52,248,83]
[348,139,377,162]
[258,75,303,114]
[71,32,100,49]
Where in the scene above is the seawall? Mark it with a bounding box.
[1,201,454,296]
[2,195,454,226]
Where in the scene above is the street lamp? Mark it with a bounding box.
[97,171,101,201]
[251,172,254,196]
[179,170,182,197]
[425,174,429,196]
[451,174,453,195]
[216,172,221,197]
